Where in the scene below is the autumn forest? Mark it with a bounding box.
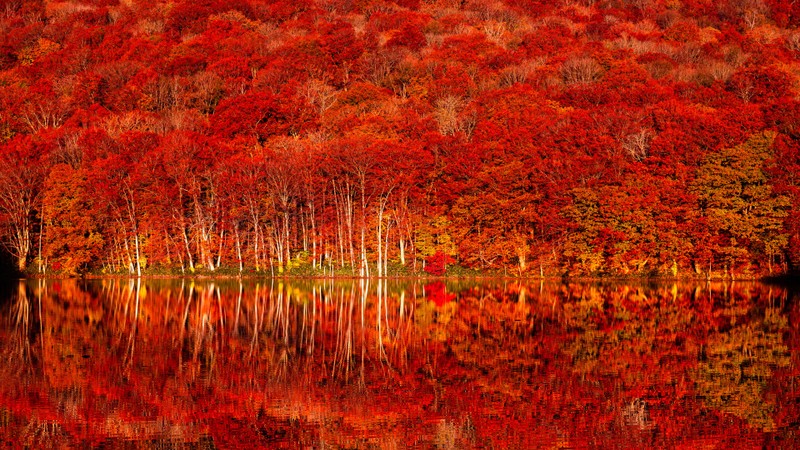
[2,0,800,278]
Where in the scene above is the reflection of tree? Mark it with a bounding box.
[554,282,796,442]
[6,281,33,367]
[0,279,797,447]
[694,308,790,431]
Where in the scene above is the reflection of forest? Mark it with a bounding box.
[0,279,798,448]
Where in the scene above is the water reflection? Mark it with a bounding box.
[0,279,798,448]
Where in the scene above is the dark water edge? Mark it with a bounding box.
[0,250,19,281]
[1,278,799,448]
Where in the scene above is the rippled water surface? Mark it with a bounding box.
[0,278,798,448]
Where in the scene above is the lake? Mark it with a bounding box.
[0,278,798,448]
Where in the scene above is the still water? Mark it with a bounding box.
[0,278,798,448]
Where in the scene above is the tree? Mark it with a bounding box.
[691,132,791,275]
[0,135,46,271]
[88,131,156,276]
[424,252,454,276]
[42,164,103,275]
[211,89,317,141]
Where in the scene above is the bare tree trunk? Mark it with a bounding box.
[234,223,243,274]
[284,209,291,267]
[384,216,392,277]
[123,235,134,274]
[359,179,368,278]
[133,233,142,277]
[361,225,368,277]
[334,193,345,268]
[216,228,225,269]
[38,202,44,274]
[124,188,142,277]
[182,226,194,271]
[375,192,392,278]
[346,190,355,272]
[253,219,261,272]
[177,250,185,274]
[301,211,308,253]
[376,205,383,278]
[309,203,317,269]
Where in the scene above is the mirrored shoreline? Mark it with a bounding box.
[1,278,798,448]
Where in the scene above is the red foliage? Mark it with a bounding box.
[425,251,454,276]
[0,0,798,277]
[386,22,427,51]
[211,89,317,140]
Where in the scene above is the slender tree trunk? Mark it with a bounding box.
[301,212,308,253]
[38,203,44,274]
[134,233,141,277]
[183,226,194,271]
[192,196,215,271]
[375,193,392,278]
[346,191,355,272]
[376,206,383,278]
[125,189,142,277]
[411,223,418,272]
[253,219,261,272]
[284,209,291,267]
[14,224,29,272]
[309,203,317,269]
[235,223,243,274]
[359,179,368,278]
[177,250,185,274]
[216,228,225,269]
[259,224,268,271]
[335,197,345,268]
[361,225,368,277]
[272,225,284,268]
[342,188,352,272]
[123,236,134,274]
[384,217,391,277]
[113,235,122,272]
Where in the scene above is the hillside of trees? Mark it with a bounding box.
[1,0,800,277]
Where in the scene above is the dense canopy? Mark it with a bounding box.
[1,0,800,277]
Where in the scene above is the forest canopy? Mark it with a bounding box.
[1,0,800,277]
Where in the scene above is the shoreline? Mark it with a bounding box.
[12,272,800,284]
